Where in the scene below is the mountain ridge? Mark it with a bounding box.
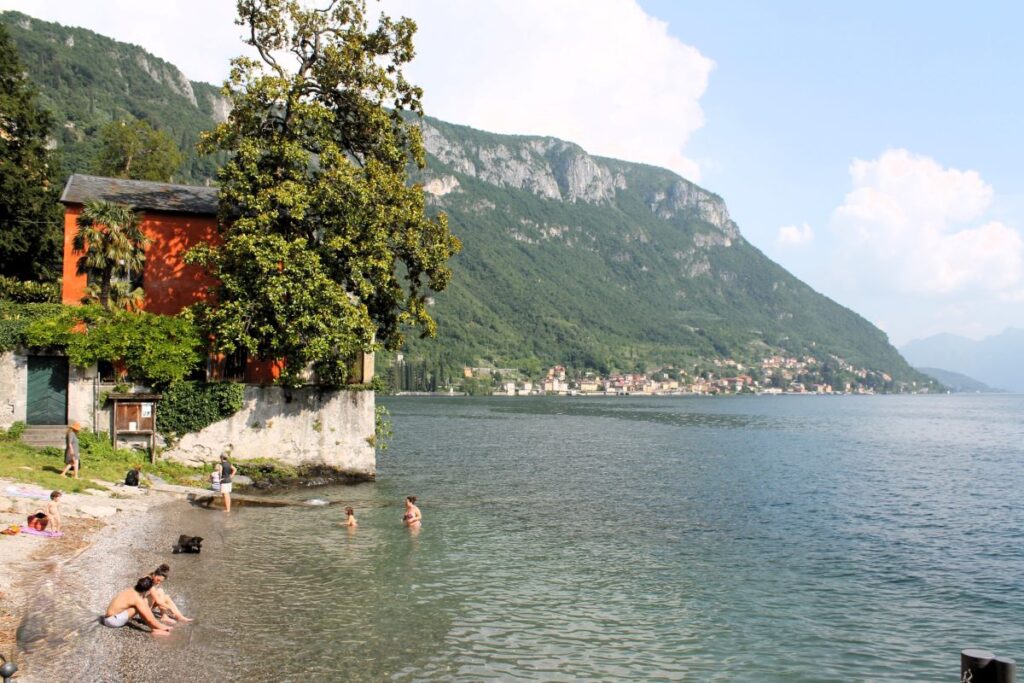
[1,10,935,390]
[902,328,1024,392]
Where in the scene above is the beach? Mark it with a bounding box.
[0,478,207,680]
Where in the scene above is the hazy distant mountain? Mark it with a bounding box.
[915,367,1002,393]
[2,10,937,388]
[902,329,1024,393]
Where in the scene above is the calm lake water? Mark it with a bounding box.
[24,394,1024,681]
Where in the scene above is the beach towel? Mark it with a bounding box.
[4,485,51,500]
[20,527,63,538]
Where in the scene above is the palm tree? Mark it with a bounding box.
[74,200,150,310]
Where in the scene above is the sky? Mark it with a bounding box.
[2,0,1022,346]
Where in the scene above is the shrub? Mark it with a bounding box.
[0,276,60,304]
[0,420,25,441]
[157,381,245,440]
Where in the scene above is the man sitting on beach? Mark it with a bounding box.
[101,577,171,636]
[148,564,192,624]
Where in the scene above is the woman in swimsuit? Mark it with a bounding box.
[344,507,357,527]
[402,496,421,528]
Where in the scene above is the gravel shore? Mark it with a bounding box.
[0,478,208,680]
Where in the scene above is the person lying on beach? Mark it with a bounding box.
[402,496,422,528]
[344,507,357,527]
[101,577,171,636]
[148,564,192,624]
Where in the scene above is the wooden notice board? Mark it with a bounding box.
[108,393,161,463]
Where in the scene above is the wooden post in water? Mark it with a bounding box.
[962,648,1016,682]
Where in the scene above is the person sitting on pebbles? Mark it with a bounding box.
[101,576,171,636]
[148,564,192,624]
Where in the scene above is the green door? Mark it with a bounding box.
[26,356,68,425]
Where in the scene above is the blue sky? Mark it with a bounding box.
[3,0,1021,345]
[640,0,1024,344]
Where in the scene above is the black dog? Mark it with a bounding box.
[172,534,203,554]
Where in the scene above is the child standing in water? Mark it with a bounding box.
[344,507,357,527]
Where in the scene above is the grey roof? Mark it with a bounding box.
[60,174,218,215]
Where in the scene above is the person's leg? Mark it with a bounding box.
[73,458,79,479]
[60,462,70,477]
[223,490,231,512]
[164,595,191,622]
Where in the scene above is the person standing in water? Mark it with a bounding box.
[219,454,237,512]
[344,507,357,527]
[60,422,81,479]
[402,496,422,529]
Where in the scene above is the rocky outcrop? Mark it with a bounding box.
[421,120,735,242]
[134,53,197,107]
[205,90,232,123]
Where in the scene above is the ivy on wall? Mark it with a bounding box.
[0,302,202,385]
[156,381,245,441]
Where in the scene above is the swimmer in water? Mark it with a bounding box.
[101,576,171,636]
[402,496,421,529]
[344,507,357,527]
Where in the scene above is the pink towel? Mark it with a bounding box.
[20,527,63,538]
[4,485,51,500]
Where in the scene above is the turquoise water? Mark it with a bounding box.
[26,395,1024,681]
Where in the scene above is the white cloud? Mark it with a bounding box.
[0,1,244,85]
[777,222,814,246]
[830,148,1024,296]
[2,1,713,179]
[382,0,714,179]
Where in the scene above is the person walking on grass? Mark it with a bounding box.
[219,454,237,512]
[60,422,81,479]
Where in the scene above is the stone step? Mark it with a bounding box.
[21,425,70,448]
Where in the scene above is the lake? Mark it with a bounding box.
[23,394,1024,681]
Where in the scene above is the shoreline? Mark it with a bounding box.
[0,477,208,676]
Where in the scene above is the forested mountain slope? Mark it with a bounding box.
[1,10,930,386]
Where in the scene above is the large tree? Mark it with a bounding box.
[92,117,184,182]
[194,0,461,387]
[0,22,62,281]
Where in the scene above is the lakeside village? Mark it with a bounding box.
[392,354,921,397]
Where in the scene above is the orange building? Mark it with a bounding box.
[58,174,289,383]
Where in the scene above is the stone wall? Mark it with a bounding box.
[0,352,27,429]
[161,386,376,478]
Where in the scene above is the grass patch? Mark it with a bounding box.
[0,429,206,494]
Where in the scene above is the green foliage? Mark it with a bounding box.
[74,200,150,310]
[0,275,59,303]
[0,21,62,281]
[156,381,245,440]
[12,303,202,385]
[0,420,25,441]
[92,118,184,181]
[193,0,460,389]
[373,405,392,451]
[1,11,227,184]
[0,301,65,351]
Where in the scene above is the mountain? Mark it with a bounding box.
[0,11,228,183]
[902,329,1024,393]
[915,367,1002,393]
[1,11,935,390]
